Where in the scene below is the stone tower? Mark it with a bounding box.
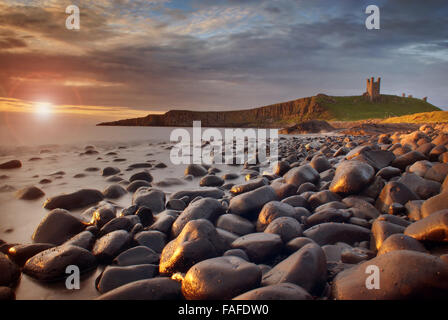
[366,77,381,102]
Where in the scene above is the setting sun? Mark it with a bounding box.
[34,101,53,116]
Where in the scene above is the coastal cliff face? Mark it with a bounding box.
[98,95,331,128]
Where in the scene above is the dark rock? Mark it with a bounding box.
[171,198,225,237]
[15,186,45,200]
[405,210,448,242]
[185,164,208,177]
[375,182,420,214]
[170,188,224,204]
[378,233,428,255]
[96,278,181,300]
[132,188,165,214]
[148,212,176,234]
[0,160,21,170]
[102,167,120,177]
[199,175,224,187]
[285,237,316,253]
[376,166,401,180]
[229,186,277,219]
[371,219,406,251]
[43,189,104,210]
[281,195,309,208]
[216,214,255,236]
[7,243,54,266]
[330,161,375,195]
[134,230,166,253]
[223,249,249,261]
[424,163,448,183]
[182,256,261,300]
[96,264,157,293]
[257,201,299,231]
[159,219,225,275]
[0,286,15,300]
[88,203,116,229]
[264,217,303,243]
[306,209,351,227]
[283,165,320,187]
[303,223,370,246]
[308,190,341,210]
[398,173,440,200]
[391,151,427,170]
[64,231,95,250]
[332,250,448,299]
[273,161,290,176]
[230,178,267,195]
[32,209,86,245]
[0,253,20,286]
[113,246,159,266]
[262,243,326,295]
[130,171,153,183]
[103,185,127,199]
[231,233,283,263]
[420,192,448,219]
[126,180,151,193]
[23,245,96,281]
[99,217,135,237]
[233,283,312,300]
[92,230,131,263]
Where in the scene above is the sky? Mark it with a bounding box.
[0,0,447,124]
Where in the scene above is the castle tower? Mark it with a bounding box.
[366,77,381,102]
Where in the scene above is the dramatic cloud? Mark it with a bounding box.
[0,0,446,121]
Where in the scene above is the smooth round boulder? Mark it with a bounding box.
[262,243,327,295]
[32,209,86,245]
[404,210,448,242]
[0,160,21,170]
[129,171,153,183]
[230,178,267,195]
[377,233,428,255]
[397,173,440,200]
[264,217,303,243]
[329,161,375,195]
[229,186,277,219]
[132,188,165,214]
[7,243,54,266]
[23,245,96,281]
[15,186,45,200]
[420,193,448,219]
[283,165,320,187]
[375,182,419,214]
[184,164,208,177]
[96,264,158,293]
[303,222,370,246]
[43,189,104,210]
[216,214,255,236]
[96,278,181,300]
[257,201,299,231]
[126,180,151,193]
[102,167,121,177]
[92,230,131,263]
[199,175,224,187]
[113,246,160,266]
[169,188,224,204]
[391,151,427,170]
[371,219,406,251]
[231,233,283,263]
[332,250,448,299]
[133,231,166,253]
[103,185,127,199]
[233,283,312,300]
[159,219,226,275]
[182,256,262,300]
[0,253,20,286]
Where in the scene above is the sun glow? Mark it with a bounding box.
[34,102,53,117]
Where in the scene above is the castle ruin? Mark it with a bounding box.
[366,77,381,102]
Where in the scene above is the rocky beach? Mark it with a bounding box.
[0,123,448,300]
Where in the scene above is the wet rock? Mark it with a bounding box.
[0,160,21,170]
[375,182,419,214]
[222,173,239,180]
[281,195,309,208]
[231,233,283,263]
[229,186,277,219]
[308,190,341,210]
[126,180,151,193]
[342,197,380,220]
[199,175,224,187]
[330,161,375,195]
[171,198,225,237]
[88,203,116,229]
[0,253,20,286]
[185,164,208,177]
[130,171,153,183]
[182,256,261,300]
[376,166,401,180]
[347,147,395,171]
[223,249,249,261]
[159,219,225,275]
[264,217,303,243]
[285,237,316,253]
[102,167,121,177]
[166,199,186,211]
[377,233,428,255]
[283,165,320,187]
[15,186,45,200]
[32,209,86,245]
[371,219,406,251]
[297,182,317,194]
[310,155,332,173]
[98,217,135,237]
[230,178,267,195]
[257,201,299,231]
[96,278,182,300]
[64,231,95,250]
[424,163,448,183]
[397,173,440,200]
[405,210,448,242]
[134,231,166,253]
[96,264,158,293]
[92,230,131,263]
[170,188,225,204]
[262,243,326,295]
[216,214,255,236]
[217,228,239,247]
[409,160,433,177]
[273,161,290,176]
[23,245,96,281]
[7,243,54,266]
[303,223,370,246]
[43,189,104,210]
[103,184,127,199]
[332,250,448,299]
[148,213,176,234]
[154,178,185,188]
[154,162,167,168]
[113,246,159,266]
[132,188,165,214]
[420,192,448,218]
[391,151,427,170]
[128,163,152,169]
[233,283,312,300]
[306,209,351,227]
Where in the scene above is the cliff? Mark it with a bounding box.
[98,94,440,127]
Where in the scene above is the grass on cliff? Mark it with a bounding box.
[316,94,440,121]
[382,111,448,123]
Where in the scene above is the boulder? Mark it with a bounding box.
[43,189,104,210]
[113,246,160,266]
[92,230,131,263]
[229,186,277,219]
[329,161,375,195]
[283,165,320,187]
[405,210,448,242]
[377,233,428,255]
[303,223,370,246]
[96,264,158,293]
[15,186,45,200]
[264,217,303,243]
[216,214,255,236]
[0,253,20,286]
[0,160,21,170]
[375,182,419,214]
[132,188,165,214]
[231,233,283,263]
